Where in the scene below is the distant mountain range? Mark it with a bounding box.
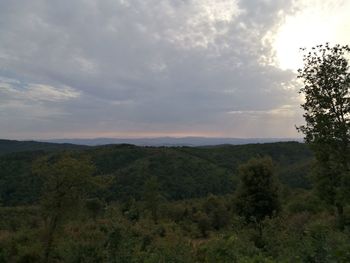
[41,137,303,146]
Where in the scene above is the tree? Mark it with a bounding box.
[297,43,350,228]
[32,153,95,263]
[194,211,211,238]
[203,194,230,230]
[234,157,280,247]
[235,157,280,224]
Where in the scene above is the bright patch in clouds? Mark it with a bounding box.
[228,105,296,117]
[0,78,80,102]
[25,84,80,102]
[0,79,80,123]
[273,0,350,71]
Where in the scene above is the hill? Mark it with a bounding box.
[43,136,302,146]
[0,139,88,155]
[0,141,313,206]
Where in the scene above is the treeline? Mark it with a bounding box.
[0,141,312,206]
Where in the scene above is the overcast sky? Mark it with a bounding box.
[1,0,349,139]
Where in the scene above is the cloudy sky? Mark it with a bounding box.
[1,0,350,139]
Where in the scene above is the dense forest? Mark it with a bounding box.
[1,139,349,262]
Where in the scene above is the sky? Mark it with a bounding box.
[1,0,350,140]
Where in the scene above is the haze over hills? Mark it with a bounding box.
[42,137,303,146]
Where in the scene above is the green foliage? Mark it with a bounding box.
[0,152,43,206]
[0,142,312,206]
[297,43,350,228]
[0,139,86,155]
[235,157,281,224]
[90,144,147,175]
[277,159,312,189]
[0,223,42,263]
[142,240,194,263]
[196,234,263,263]
[33,153,95,220]
[108,148,235,201]
[144,176,163,223]
[0,206,40,231]
[203,194,230,230]
[262,212,350,262]
[193,211,211,237]
[286,189,327,214]
[32,153,96,262]
[2,142,349,262]
[1,199,350,262]
[297,43,350,148]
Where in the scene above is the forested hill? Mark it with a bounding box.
[0,139,88,155]
[0,141,313,206]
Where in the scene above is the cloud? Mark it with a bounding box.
[0,78,81,130]
[0,78,80,102]
[0,0,308,139]
[228,104,298,116]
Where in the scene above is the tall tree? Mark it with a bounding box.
[297,43,350,228]
[235,157,280,224]
[32,153,95,263]
[234,157,280,246]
